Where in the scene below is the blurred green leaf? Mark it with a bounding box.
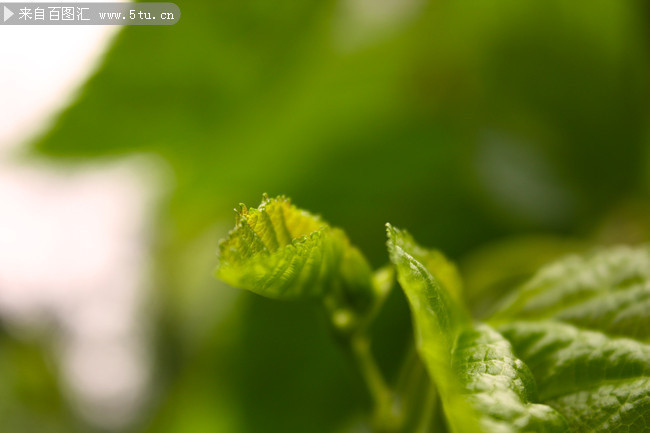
[460,236,585,318]
[0,329,81,433]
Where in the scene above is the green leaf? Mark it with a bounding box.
[491,246,650,433]
[385,224,469,346]
[454,324,569,433]
[500,321,650,433]
[386,224,567,433]
[491,245,650,340]
[385,225,464,302]
[216,195,378,320]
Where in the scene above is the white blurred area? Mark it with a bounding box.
[0,6,159,430]
[335,0,424,50]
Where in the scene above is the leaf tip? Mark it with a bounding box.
[385,222,399,241]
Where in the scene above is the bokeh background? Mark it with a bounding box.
[1,0,649,432]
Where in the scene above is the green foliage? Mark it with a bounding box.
[216,194,343,299]
[453,324,569,433]
[490,245,650,432]
[216,195,386,333]
[491,245,650,340]
[387,224,567,433]
[21,1,650,430]
[217,198,650,433]
[499,321,650,433]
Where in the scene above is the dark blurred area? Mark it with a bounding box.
[2,0,649,432]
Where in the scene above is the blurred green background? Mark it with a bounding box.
[4,0,650,431]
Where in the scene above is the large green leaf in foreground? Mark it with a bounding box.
[491,245,650,433]
[492,245,650,340]
[500,321,650,433]
[386,224,568,433]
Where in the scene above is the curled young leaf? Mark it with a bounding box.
[216,195,379,323]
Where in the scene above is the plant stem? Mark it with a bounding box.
[393,343,438,432]
[346,332,400,431]
[350,335,391,408]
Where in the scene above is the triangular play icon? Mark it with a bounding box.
[4,6,14,22]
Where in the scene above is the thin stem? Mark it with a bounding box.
[350,334,392,410]
[346,332,400,431]
[413,385,437,433]
[393,343,438,432]
[323,291,394,419]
